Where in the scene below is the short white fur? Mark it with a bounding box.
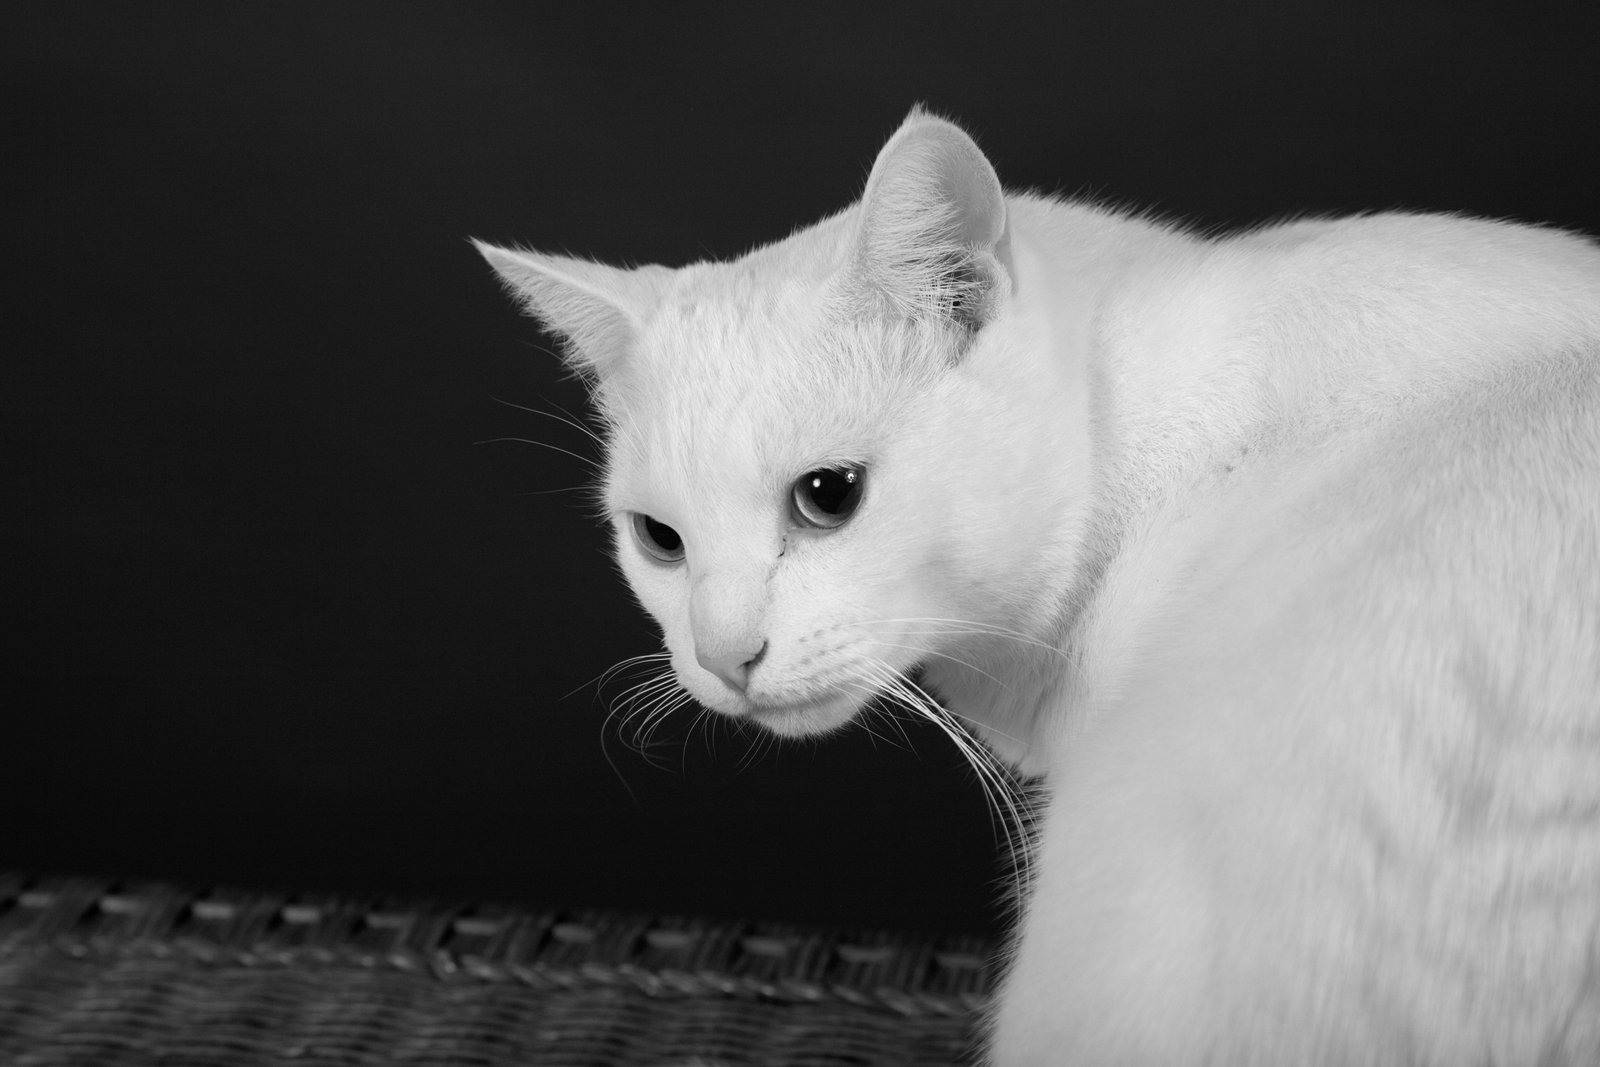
[478,108,1600,1064]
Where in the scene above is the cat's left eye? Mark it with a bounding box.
[790,465,866,530]
[631,513,685,563]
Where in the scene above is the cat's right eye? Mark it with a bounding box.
[631,513,685,564]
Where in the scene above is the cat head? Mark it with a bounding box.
[478,110,1064,743]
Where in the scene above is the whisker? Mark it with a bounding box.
[617,675,686,729]
[870,616,1068,658]
[736,722,776,773]
[859,660,1035,887]
[508,485,593,498]
[611,671,680,714]
[841,680,914,754]
[574,651,672,702]
[864,640,1009,689]
[475,436,603,473]
[601,677,671,797]
[631,691,695,758]
[598,736,638,803]
[588,650,700,786]
[489,395,606,448]
[694,705,719,768]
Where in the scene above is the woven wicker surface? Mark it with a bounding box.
[0,872,997,1065]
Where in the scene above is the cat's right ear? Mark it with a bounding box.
[472,241,666,378]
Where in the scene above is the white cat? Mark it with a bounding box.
[477,110,1600,1064]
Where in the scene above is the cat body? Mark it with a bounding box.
[479,111,1600,1063]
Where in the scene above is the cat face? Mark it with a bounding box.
[601,298,974,736]
[478,110,1061,740]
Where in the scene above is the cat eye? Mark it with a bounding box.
[631,513,685,563]
[790,465,866,530]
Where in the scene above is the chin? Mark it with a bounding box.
[740,693,864,737]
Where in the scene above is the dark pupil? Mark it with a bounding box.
[643,515,681,551]
[804,468,859,515]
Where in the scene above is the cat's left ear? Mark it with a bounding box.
[851,109,1012,331]
[473,241,668,379]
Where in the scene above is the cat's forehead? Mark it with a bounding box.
[653,286,833,382]
[598,277,927,514]
[622,295,859,450]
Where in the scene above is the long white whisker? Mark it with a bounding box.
[576,651,672,701]
[611,671,681,716]
[600,667,676,795]
[843,686,914,755]
[490,395,606,448]
[507,484,593,498]
[614,686,672,731]
[838,678,920,753]
[588,649,699,782]
[864,640,1009,689]
[475,435,603,474]
[619,674,690,735]
[935,704,1028,750]
[633,691,695,759]
[860,660,1034,887]
[870,616,1069,659]
[736,722,777,773]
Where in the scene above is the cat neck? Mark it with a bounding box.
[919,197,1194,774]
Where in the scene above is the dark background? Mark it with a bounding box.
[6,3,1598,937]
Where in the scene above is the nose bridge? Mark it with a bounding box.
[688,542,772,690]
[689,564,766,658]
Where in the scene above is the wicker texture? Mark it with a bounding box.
[0,873,996,1065]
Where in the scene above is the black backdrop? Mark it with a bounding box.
[7,3,1599,937]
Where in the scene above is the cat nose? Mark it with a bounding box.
[696,641,765,692]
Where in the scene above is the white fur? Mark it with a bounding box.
[479,109,1600,1064]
